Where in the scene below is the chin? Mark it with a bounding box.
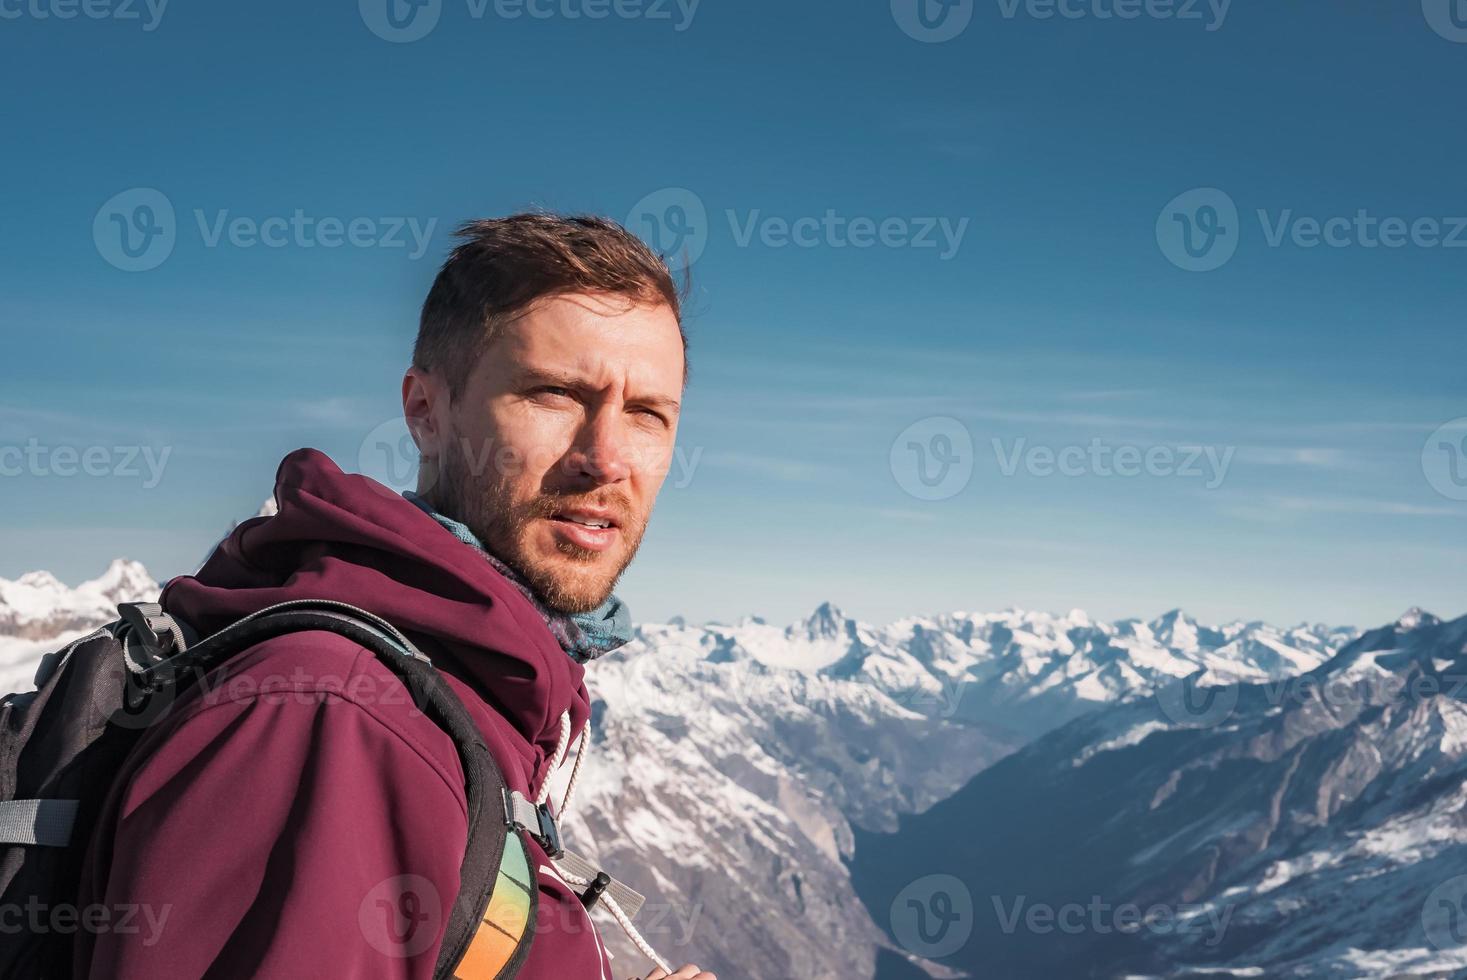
[523,553,618,614]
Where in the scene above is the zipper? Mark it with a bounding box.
[185,599,430,665]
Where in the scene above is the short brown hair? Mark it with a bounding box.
[413,213,687,399]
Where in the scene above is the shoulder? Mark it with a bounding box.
[128,629,469,812]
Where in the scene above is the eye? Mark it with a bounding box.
[534,386,574,400]
[632,406,669,425]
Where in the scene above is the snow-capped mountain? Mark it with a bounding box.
[852,609,1467,979]
[563,603,1348,978]
[0,556,1361,979]
[0,560,158,694]
[814,603,1349,739]
[0,559,156,640]
[569,615,1019,979]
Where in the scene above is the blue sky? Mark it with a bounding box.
[1,0,1464,630]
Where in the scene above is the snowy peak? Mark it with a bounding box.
[1315,609,1467,682]
[790,601,849,643]
[15,570,64,591]
[84,558,157,604]
[632,603,1352,741]
[1145,608,1224,651]
[0,560,159,641]
[1397,606,1440,631]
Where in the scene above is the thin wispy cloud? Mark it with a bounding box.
[698,451,842,483]
[295,397,375,427]
[1246,495,1466,519]
[1054,388,1156,403]
[1233,447,1360,470]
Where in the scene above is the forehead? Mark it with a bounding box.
[487,293,684,390]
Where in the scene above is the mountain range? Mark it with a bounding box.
[851,608,1467,979]
[1,557,1408,978]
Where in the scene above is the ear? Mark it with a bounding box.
[402,368,447,459]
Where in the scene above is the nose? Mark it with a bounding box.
[566,404,632,486]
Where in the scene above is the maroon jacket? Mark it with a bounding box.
[74,449,619,979]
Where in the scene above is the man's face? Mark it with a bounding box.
[411,292,684,613]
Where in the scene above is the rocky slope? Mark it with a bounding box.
[851,609,1467,979]
[0,558,1356,978]
[565,604,1345,978]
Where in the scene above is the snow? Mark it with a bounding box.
[0,558,157,629]
[0,552,1374,979]
[0,559,158,696]
[1072,719,1171,766]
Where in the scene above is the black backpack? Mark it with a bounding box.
[0,598,554,979]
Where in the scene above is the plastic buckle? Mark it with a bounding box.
[118,602,176,661]
[503,789,565,859]
[536,803,565,859]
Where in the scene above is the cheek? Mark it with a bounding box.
[498,411,576,485]
[628,431,678,496]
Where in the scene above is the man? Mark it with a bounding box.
[74,214,715,979]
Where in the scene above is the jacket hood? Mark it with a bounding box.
[161,447,590,766]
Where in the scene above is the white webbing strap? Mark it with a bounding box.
[504,790,547,841]
[0,798,79,847]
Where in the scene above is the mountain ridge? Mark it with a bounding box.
[0,557,1373,979]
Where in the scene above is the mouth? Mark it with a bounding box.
[545,508,621,553]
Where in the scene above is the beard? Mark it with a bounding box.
[426,426,646,614]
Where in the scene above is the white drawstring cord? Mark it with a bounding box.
[535,710,573,806]
[538,710,672,976]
